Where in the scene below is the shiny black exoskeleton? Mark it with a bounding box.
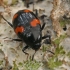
[0,9,51,59]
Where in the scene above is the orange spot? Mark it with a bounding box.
[13,14,18,21]
[23,10,31,13]
[30,19,40,27]
[15,26,24,34]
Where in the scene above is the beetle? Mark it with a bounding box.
[0,9,51,59]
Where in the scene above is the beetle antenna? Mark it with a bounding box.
[0,14,13,27]
[46,50,54,54]
[41,42,54,54]
[33,0,34,11]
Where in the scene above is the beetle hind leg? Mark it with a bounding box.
[0,15,13,27]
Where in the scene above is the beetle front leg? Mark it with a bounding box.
[22,45,29,54]
[42,31,51,44]
[22,45,29,59]
[42,35,51,44]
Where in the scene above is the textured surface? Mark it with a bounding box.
[0,0,70,70]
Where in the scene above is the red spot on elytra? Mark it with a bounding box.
[15,26,24,34]
[30,19,40,27]
[13,14,18,21]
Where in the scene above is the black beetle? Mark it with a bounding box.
[0,9,51,59]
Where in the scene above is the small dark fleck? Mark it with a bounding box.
[63,25,67,31]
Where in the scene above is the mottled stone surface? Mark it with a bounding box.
[0,0,70,70]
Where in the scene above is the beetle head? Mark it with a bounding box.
[32,34,42,51]
[33,43,41,51]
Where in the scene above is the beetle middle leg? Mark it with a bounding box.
[41,15,47,30]
[12,39,22,41]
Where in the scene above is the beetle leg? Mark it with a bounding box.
[42,31,51,44]
[42,35,50,39]
[26,0,29,8]
[41,22,46,30]
[22,45,29,55]
[12,39,22,41]
[42,35,51,44]
[40,15,47,30]
[41,17,46,30]
[32,50,37,60]
[3,37,22,42]
[0,15,13,27]
[22,45,29,60]
[35,9,38,17]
